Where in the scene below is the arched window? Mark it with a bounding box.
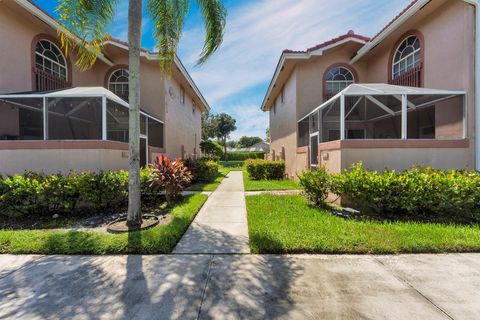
[325,66,355,97]
[392,35,421,79]
[108,69,129,102]
[35,39,68,80]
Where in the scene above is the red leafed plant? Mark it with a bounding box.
[150,155,192,203]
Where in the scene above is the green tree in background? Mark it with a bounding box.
[238,136,263,148]
[212,113,236,160]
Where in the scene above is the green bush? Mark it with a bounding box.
[298,167,330,206]
[76,171,128,211]
[245,159,285,180]
[227,152,265,161]
[331,163,480,223]
[200,140,224,160]
[184,158,219,183]
[0,168,161,217]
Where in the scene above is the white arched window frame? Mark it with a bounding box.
[325,67,355,95]
[35,39,68,80]
[108,69,129,102]
[392,35,421,79]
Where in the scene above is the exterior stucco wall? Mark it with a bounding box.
[0,149,129,175]
[164,77,201,159]
[360,0,475,165]
[0,2,204,167]
[342,147,471,172]
[268,0,476,175]
[269,70,298,178]
[296,49,367,119]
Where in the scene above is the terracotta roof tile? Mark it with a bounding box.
[282,30,370,55]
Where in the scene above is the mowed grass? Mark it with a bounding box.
[188,161,300,192]
[243,171,300,191]
[246,195,480,254]
[0,194,208,255]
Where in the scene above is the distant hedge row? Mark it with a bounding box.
[227,152,265,161]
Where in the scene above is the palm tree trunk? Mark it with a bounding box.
[127,0,142,227]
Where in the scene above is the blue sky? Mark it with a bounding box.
[35,0,412,140]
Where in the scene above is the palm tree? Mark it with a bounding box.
[56,0,226,228]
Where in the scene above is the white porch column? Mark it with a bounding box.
[401,94,408,139]
[340,93,345,140]
[102,96,107,140]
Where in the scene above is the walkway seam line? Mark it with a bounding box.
[196,254,215,320]
[374,258,455,320]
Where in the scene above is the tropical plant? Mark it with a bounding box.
[150,155,192,203]
[56,0,227,227]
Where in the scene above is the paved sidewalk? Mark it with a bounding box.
[173,171,250,254]
[1,254,480,319]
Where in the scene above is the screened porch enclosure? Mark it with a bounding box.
[0,87,164,165]
[298,84,466,167]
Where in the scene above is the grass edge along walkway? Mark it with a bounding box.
[246,194,480,254]
[0,194,208,255]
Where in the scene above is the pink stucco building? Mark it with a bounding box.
[0,0,208,175]
[263,0,480,178]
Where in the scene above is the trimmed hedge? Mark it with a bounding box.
[184,158,219,183]
[227,152,265,161]
[0,168,159,217]
[299,163,480,223]
[245,159,285,180]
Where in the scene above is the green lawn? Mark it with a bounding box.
[246,194,480,254]
[0,194,208,255]
[243,171,300,191]
[188,162,300,192]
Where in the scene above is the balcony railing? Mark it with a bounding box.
[389,64,422,87]
[33,67,71,92]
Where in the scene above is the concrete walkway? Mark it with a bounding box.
[1,253,480,319]
[174,171,250,254]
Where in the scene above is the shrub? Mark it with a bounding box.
[227,152,265,161]
[331,163,480,223]
[77,171,129,211]
[0,168,160,217]
[151,155,192,203]
[298,167,330,206]
[184,158,219,183]
[200,140,224,160]
[245,159,285,180]
[0,173,49,217]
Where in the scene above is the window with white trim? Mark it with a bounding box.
[108,69,129,102]
[392,35,421,79]
[35,40,67,80]
[325,67,354,96]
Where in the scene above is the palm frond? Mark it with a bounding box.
[148,0,189,73]
[195,0,226,65]
[56,0,117,70]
